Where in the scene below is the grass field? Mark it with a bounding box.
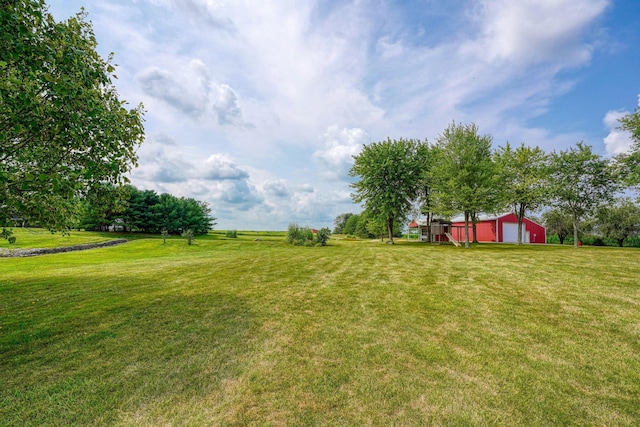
[1,229,639,426]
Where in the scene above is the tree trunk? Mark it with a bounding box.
[387,216,394,244]
[517,205,525,245]
[573,218,579,248]
[618,238,624,247]
[464,211,470,249]
[426,212,432,242]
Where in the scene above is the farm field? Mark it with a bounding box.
[1,230,639,426]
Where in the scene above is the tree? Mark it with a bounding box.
[316,227,331,246]
[343,214,360,236]
[364,212,404,240]
[355,212,376,239]
[431,122,499,248]
[549,143,619,248]
[416,142,438,242]
[0,1,145,230]
[333,213,353,234]
[78,183,128,231]
[541,208,573,245]
[494,143,550,244]
[122,188,161,233]
[179,197,215,235]
[595,199,640,247]
[616,107,640,187]
[117,187,215,234]
[350,138,424,244]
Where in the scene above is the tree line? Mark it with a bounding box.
[347,115,640,248]
[79,185,215,235]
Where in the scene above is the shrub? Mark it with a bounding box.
[1,228,15,243]
[286,223,315,246]
[316,227,331,246]
[226,229,238,238]
[286,224,331,246]
[182,229,194,245]
[161,228,169,244]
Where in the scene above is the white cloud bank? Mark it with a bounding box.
[47,0,631,229]
[603,94,640,155]
[136,60,247,127]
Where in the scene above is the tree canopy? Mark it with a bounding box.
[494,142,549,244]
[431,122,499,248]
[549,143,619,248]
[595,198,640,247]
[80,186,216,235]
[0,1,145,230]
[350,138,425,243]
[541,208,573,245]
[616,107,640,187]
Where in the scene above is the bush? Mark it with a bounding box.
[286,223,315,246]
[286,224,331,246]
[182,229,194,245]
[316,227,331,246]
[226,229,238,238]
[1,228,15,244]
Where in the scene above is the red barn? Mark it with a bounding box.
[450,213,546,244]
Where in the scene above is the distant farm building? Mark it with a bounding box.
[410,213,546,244]
[408,219,452,243]
[450,213,546,244]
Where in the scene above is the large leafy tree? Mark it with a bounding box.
[431,122,499,248]
[78,183,128,231]
[541,208,573,245]
[616,107,640,187]
[350,138,424,244]
[549,143,619,248]
[494,142,549,244]
[343,213,360,236]
[333,213,353,234]
[595,198,640,247]
[416,142,438,242]
[0,1,145,230]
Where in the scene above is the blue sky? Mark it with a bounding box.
[48,0,640,230]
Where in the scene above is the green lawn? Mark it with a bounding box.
[1,231,639,426]
[0,228,116,249]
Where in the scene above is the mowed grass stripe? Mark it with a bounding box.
[1,233,639,425]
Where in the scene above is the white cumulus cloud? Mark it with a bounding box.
[603,110,634,156]
[136,60,247,127]
[201,154,250,181]
[314,126,369,180]
[466,0,610,67]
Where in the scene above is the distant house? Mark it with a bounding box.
[449,213,546,244]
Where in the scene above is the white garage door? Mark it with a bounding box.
[502,223,518,243]
[502,223,530,243]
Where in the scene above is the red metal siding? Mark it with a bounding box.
[523,218,546,244]
[451,214,547,244]
[450,221,497,242]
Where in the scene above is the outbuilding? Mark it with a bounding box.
[449,212,546,244]
[408,219,452,242]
